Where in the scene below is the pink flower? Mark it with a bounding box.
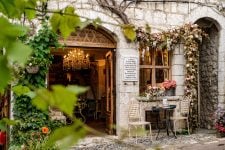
[162,80,177,90]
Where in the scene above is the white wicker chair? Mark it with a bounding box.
[170,98,190,135]
[128,100,152,142]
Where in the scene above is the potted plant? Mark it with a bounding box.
[25,56,40,74]
[214,108,225,138]
[162,79,176,96]
[145,85,165,100]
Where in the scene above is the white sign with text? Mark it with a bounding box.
[123,57,138,81]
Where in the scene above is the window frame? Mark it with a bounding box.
[139,49,172,87]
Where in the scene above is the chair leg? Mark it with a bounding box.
[149,123,152,141]
[174,120,176,136]
[187,119,190,135]
[135,126,138,143]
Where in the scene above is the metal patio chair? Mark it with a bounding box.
[170,97,190,135]
[128,100,152,142]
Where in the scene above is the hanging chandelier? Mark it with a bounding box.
[63,48,90,71]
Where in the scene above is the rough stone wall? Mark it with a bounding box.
[47,0,225,135]
[199,25,219,129]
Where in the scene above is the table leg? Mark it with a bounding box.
[155,109,160,140]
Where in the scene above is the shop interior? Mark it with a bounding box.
[48,47,111,133]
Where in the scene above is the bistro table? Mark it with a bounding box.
[137,96,179,140]
[155,105,177,140]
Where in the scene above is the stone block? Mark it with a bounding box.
[134,8,144,20]
[172,54,185,65]
[167,14,184,26]
[177,3,189,14]
[155,3,164,11]
[218,96,224,103]
[153,11,166,24]
[76,9,90,18]
[164,2,171,12]
[172,75,184,86]
[171,2,177,13]
[148,3,156,10]
[80,0,89,3]
[118,103,129,125]
[125,8,135,19]
[175,85,184,96]
[119,92,138,104]
[173,44,180,55]
[92,5,102,12]
[218,73,225,82]
[47,1,59,9]
[172,65,184,76]
[144,10,154,24]
[81,3,93,9]
[119,84,139,93]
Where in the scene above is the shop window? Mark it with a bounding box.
[139,48,170,92]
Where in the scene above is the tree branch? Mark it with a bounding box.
[96,0,130,24]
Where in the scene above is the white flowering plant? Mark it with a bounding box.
[145,85,165,99]
[26,56,40,67]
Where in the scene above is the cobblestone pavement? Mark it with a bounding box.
[71,129,225,150]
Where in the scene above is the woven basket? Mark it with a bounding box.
[26,65,39,74]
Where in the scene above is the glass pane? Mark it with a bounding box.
[155,50,163,66]
[140,48,153,65]
[162,50,169,66]
[140,68,152,93]
[156,69,169,83]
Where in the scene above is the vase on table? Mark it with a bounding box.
[165,88,175,96]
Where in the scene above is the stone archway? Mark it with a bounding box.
[195,18,219,129]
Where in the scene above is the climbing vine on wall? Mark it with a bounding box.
[136,23,208,132]
[11,21,64,146]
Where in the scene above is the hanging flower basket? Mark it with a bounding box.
[26,65,39,74]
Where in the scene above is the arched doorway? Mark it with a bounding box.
[195,18,219,129]
[48,26,117,134]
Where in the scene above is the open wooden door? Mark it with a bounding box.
[105,51,114,134]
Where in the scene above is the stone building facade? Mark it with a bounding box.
[48,0,225,135]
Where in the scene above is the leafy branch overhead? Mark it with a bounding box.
[32,85,87,118]
[122,24,136,41]
[96,0,134,24]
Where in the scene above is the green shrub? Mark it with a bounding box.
[10,21,64,147]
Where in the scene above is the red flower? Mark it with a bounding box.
[41,126,49,134]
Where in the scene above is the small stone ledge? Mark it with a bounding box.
[136,96,180,102]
